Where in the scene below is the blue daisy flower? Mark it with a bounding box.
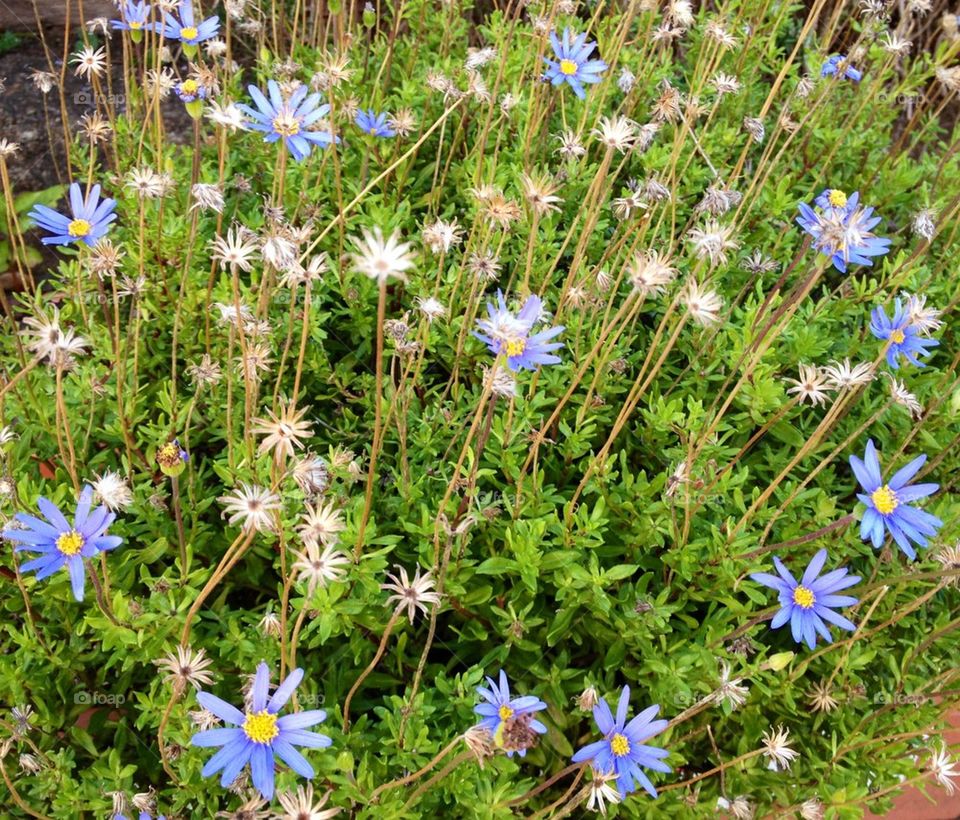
[750,549,860,650]
[474,291,564,372]
[821,54,862,82]
[869,299,938,369]
[176,78,207,104]
[111,1,152,33]
[239,80,338,162]
[158,0,219,46]
[28,182,117,247]
[571,686,670,798]
[114,813,166,820]
[355,109,395,138]
[850,439,941,560]
[813,188,854,212]
[2,486,122,601]
[473,670,547,757]
[192,662,332,801]
[543,28,608,99]
[796,189,890,272]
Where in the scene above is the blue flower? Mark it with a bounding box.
[813,188,853,211]
[28,183,117,247]
[239,80,338,162]
[176,78,207,103]
[571,686,670,798]
[111,1,152,32]
[2,486,122,601]
[850,439,941,560]
[192,662,332,801]
[750,549,860,650]
[821,54,862,82]
[114,814,166,820]
[158,0,219,45]
[355,109,395,137]
[473,670,547,757]
[543,28,608,99]
[474,291,564,372]
[796,189,890,272]
[869,299,938,369]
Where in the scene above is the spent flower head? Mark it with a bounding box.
[381,565,440,622]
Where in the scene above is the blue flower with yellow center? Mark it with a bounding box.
[869,299,939,369]
[28,182,117,247]
[850,439,941,560]
[821,54,862,82]
[796,189,890,272]
[542,28,608,99]
[473,291,564,371]
[814,188,851,211]
[111,1,152,34]
[473,670,547,758]
[176,78,207,104]
[240,80,338,162]
[2,485,122,601]
[571,686,670,798]
[191,662,332,801]
[355,109,395,138]
[750,549,860,649]
[158,0,219,46]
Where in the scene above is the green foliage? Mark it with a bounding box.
[0,0,959,818]
[0,185,65,272]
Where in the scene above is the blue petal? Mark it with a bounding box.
[593,697,615,735]
[801,549,828,587]
[251,662,271,712]
[276,710,327,731]
[571,739,607,764]
[250,744,275,800]
[279,728,332,749]
[192,727,243,748]
[197,692,245,725]
[67,557,86,601]
[201,736,249,777]
[887,455,926,490]
[272,737,314,778]
[268,667,303,713]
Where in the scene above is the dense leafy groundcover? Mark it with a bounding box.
[1,0,959,817]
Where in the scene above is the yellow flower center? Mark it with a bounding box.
[871,485,899,515]
[498,704,514,721]
[505,338,526,357]
[242,710,279,744]
[273,111,301,137]
[611,733,631,757]
[180,26,198,41]
[157,442,181,467]
[129,21,143,30]
[56,530,85,556]
[181,79,199,95]
[827,189,847,208]
[559,59,578,76]
[68,218,92,238]
[889,329,905,345]
[792,585,815,609]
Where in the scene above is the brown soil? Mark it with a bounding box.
[0,33,195,194]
